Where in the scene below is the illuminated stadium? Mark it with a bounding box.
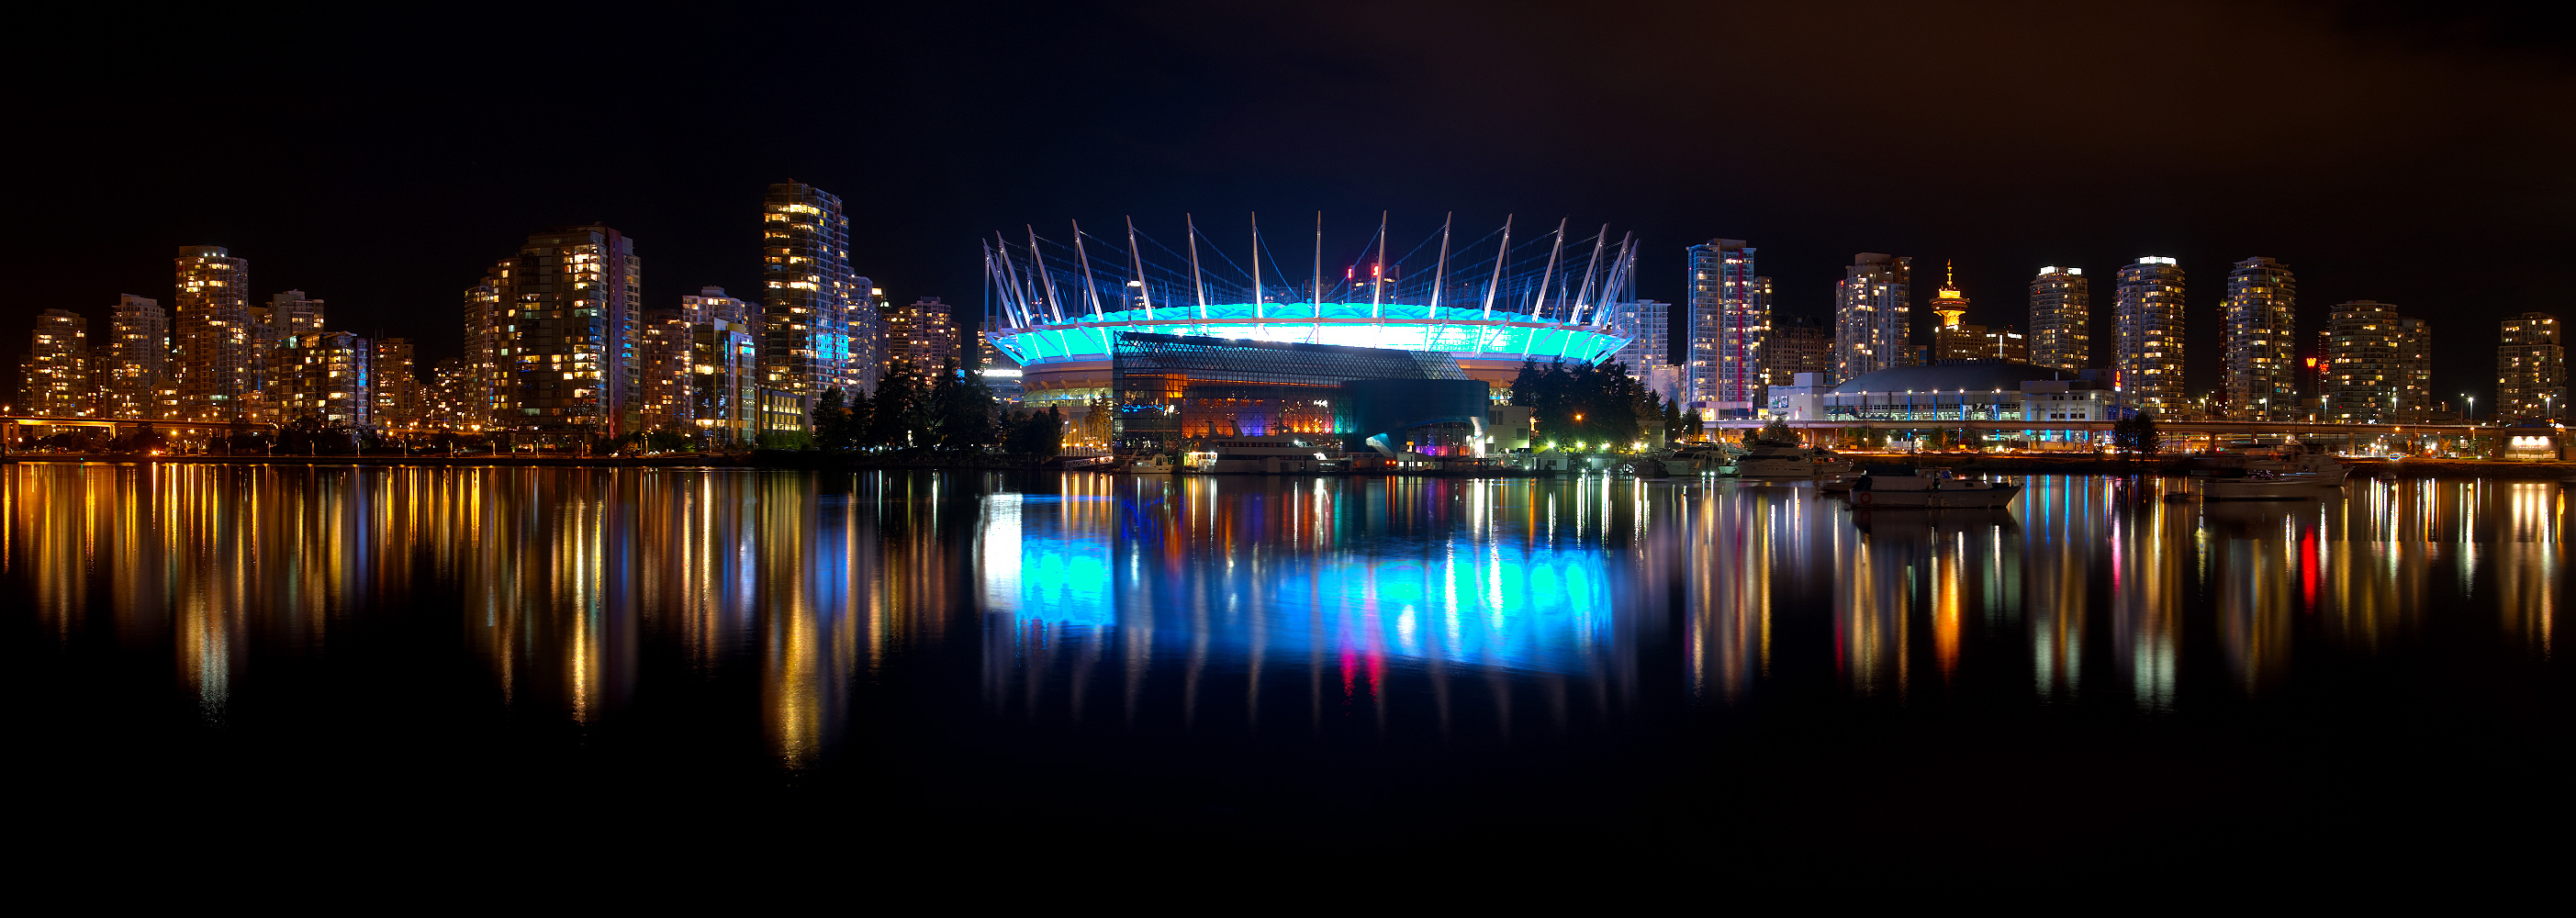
[980,214,1643,407]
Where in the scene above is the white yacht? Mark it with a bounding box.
[1719,443,1817,477]
[1126,453,1176,475]
[1844,466,2022,508]
[1180,436,1343,474]
[2192,445,2348,484]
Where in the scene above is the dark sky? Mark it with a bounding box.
[8,2,2571,409]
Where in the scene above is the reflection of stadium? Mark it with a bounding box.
[979,214,1642,410]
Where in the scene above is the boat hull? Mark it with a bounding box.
[1848,485,2022,509]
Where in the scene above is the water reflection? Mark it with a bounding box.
[2,465,2561,768]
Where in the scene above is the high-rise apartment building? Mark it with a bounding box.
[2028,266,2089,372]
[1832,253,1911,381]
[267,290,326,337]
[265,331,371,427]
[680,285,759,330]
[458,264,508,430]
[426,358,476,430]
[2329,300,2405,423]
[1612,297,1671,373]
[884,297,959,386]
[2223,257,2297,420]
[1766,316,1833,386]
[2114,257,2186,415]
[174,245,254,420]
[2497,312,2565,422]
[636,308,693,431]
[372,337,420,428]
[1685,240,1764,417]
[762,183,864,400]
[691,319,758,442]
[17,308,91,417]
[478,227,643,441]
[2397,317,2433,421]
[104,295,168,419]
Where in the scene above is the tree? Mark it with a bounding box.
[1759,418,1794,443]
[1663,396,1688,443]
[868,361,918,448]
[1003,407,1063,456]
[929,359,996,449]
[2112,409,2162,454]
[812,386,853,451]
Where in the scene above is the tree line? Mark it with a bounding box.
[1507,358,1686,447]
[809,358,1060,455]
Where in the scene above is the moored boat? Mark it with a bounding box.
[1844,465,2022,509]
[2201,469,2336,500]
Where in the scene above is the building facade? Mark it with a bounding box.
[1766,316,1832,386]
[691,319,759,442]
[2113,257,2186,415]
[2498,312,2566,422]
[2397,317,2433,421]
[104,294,168,420]
[1612,297,1670,373]
[636,308,693,431]
[18,308,91,418]
[2223,256,2297,420]
[372,337,420,428]
[761,183,864,401]
[1685,240,1764,419]
[2328,300,2405,423]
[885,296,960,386]
[266,331,371,427]
[1832,253,1911,383]
[480,227,643,441]
[174,245,254,420]
[2028,266,2089,372]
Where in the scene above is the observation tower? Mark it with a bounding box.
[980,213,1643,408]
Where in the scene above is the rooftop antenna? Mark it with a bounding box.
[1070,219,1102,319]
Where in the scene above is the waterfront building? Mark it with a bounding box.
[17,308,92,418]
[885,296,959,386]
[103,295,168,419]
[1832,253,1911,383]
[2223,257,2297,420]
[174,245,254,420]
[692,319,758,442]
[478,226,643,442]
[1770,361,2115,450]
[1766,315,1832,386]
[2498,312,2566,422]
[457,263,510,431]
[761,183,865,401]
[265,331,371,427]
[2398,317,2433,421]
[425,358,476,430]
[2328,300,2405,423]
[2028,266,2089,372]
[2114,256,2186,415]
[1685,240,1764,419]
[372,338,420,428]
[636,309,695,431]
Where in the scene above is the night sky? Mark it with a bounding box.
[8,3,2570,409]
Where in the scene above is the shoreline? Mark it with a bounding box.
[8,453,2571,480]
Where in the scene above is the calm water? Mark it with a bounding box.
[6,463,2566,856]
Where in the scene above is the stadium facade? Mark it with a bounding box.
[980,214,1642,411]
